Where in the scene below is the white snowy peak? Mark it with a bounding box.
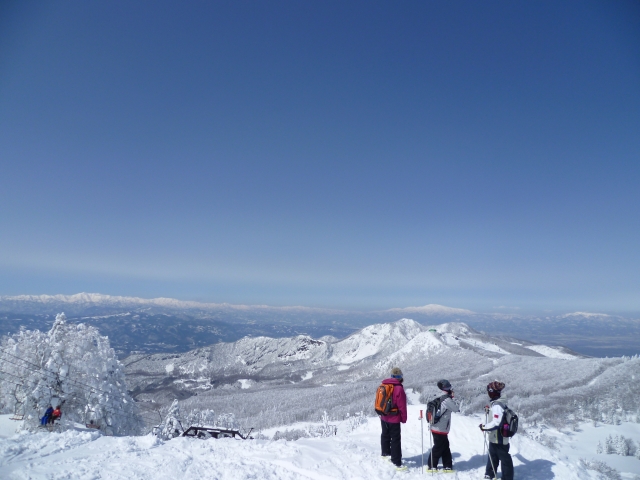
[329,318,424,364]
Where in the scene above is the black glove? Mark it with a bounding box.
[479,424,484,431]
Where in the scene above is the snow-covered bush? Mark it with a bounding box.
[579,458,622,480]
[343,411,367,432]
[539,434,558,449]
[313,411,337,437]
[599,435,637,456]
[272,428,309,441]
[0,313,142,435]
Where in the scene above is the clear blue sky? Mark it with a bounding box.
[1,1,639,312]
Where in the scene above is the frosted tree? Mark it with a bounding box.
[605,435,615,454]
[615,436,636,456]
[215,412,238,429]
[158,399,183,439]
[185,408,217,427]
[596,441,603,454]
[0,313,143,435]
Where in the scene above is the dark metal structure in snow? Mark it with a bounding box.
[181,426,254,440]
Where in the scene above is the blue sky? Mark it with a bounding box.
[1,1,639,312]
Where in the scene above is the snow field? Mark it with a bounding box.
[0,407,607,480]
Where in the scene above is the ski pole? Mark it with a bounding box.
[483,406,498,480]
[419,409,424,473]
[484,433,498,479]
[429,421,433,476]
[483,406,488,457]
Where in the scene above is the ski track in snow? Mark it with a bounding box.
[0,407,611,480]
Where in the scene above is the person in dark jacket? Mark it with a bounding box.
[427,379,459,472]
[41,405,53,426]
[480,381,514,480]
[380,367,408,470]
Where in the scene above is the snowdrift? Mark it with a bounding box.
[0,407,613,480]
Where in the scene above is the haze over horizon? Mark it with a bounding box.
[1,1,639,312]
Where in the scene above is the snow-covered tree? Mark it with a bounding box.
[615,435,636,456]
[215,412,238,429]
[185,408,216,427]
[0,313,143,435]
[158,399,183,439]
[605,435,615,454]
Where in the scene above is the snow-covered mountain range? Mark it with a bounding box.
[125,318,582,385]
[2,293,640,356]
[122,317,640,439]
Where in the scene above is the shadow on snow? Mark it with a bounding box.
[512,454,555,480]
[401,451,555,478]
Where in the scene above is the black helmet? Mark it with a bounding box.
[437,379,452,391]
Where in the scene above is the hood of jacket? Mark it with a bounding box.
[381,378,403,386]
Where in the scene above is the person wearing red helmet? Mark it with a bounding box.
[479,381,513,480]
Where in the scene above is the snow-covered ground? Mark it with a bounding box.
[524,345,578,360]
[2,407,637,479]
[530,421,640,478]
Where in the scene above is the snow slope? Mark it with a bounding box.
[525,345,580,360]
[0,408,615,480]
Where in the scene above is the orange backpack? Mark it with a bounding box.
[374,383,398,416]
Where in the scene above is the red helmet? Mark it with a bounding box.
[487,381,505,399]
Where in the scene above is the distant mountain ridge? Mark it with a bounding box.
[0,293,340,314]
[1,293,639,357]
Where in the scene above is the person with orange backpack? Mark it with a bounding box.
[375,367,408,471]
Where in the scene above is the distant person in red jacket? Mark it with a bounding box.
[50,406,62,424]
[379,367,408,470]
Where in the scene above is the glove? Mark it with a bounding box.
[479,424,484,431]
